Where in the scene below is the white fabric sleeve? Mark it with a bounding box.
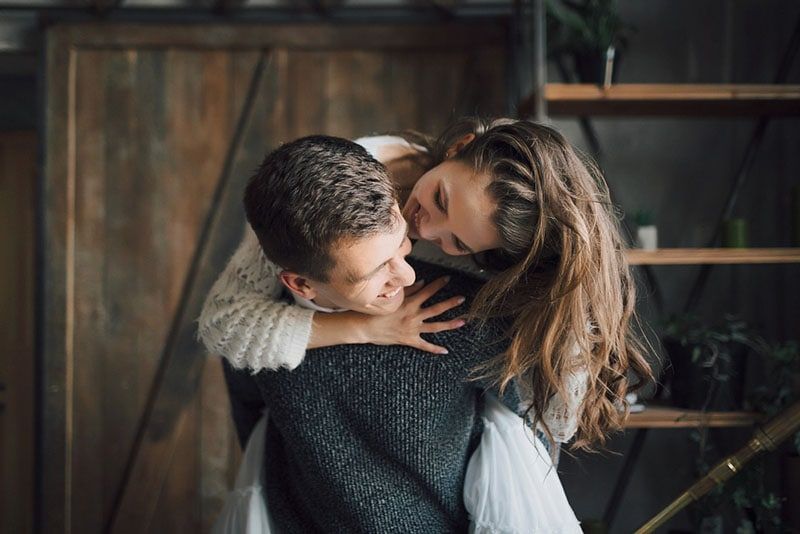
[521,340,588,444]
[197,226,316,372]
[537,368,589,444]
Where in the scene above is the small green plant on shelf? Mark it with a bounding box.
[633,209,657,249]
[749,341,800,417]
[546,0,635,84]
[662,314,765,412]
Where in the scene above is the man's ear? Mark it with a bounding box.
[445,133,477,159]
[279,270,317,300]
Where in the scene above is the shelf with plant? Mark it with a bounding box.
[625,248,800,265]
[651,312,800,531]
[518,1,800,118]
[520,84,800,117]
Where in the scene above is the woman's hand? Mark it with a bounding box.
[308,277,466,353]
[359,276,466,354]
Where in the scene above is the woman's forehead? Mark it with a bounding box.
[444,166,501,252]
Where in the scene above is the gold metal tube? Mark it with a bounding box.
[634,401,800,533]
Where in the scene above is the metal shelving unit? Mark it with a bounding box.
[519,1,800,529]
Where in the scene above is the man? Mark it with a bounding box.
[215,135,508,533]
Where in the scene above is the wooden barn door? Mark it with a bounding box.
[42,23,507,534]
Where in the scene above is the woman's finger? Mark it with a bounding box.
[420,295,466,320]
[403,279,426,298]
[412,338,450,355]
[420,319,466,334]
[408,276,450,305]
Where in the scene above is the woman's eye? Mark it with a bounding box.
[434,188,445,212]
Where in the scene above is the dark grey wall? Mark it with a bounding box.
[553,1,800,532]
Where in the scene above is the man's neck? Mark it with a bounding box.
[290,292,344,313]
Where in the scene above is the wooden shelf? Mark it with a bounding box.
[519,84,800,117]
[625,407,761,429]
[625,248,800,265]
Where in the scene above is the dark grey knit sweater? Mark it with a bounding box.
[223,260,511,534]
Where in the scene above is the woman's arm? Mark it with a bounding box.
[354,136,429,204]
[537,368,589,443]
[197,227,316,371]
[527,339,588,444]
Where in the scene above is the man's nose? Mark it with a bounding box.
[392,258,416,287]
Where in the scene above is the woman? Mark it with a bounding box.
[200,117,652,449]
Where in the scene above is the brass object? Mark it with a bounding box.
[635,401,800,533]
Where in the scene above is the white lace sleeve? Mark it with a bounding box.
[521,341,588,444]
[197,226,315,371]
[536,368,588,444]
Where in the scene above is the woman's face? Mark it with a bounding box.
[402,159,502,256]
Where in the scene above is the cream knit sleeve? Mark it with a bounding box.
[197,226,315,371]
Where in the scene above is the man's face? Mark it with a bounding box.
[304,206,416,315]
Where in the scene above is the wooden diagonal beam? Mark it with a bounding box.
[104,52,271,534]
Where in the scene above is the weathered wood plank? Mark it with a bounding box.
[108,51,278,534]
[71,49,111,534]
[48,22,508,51]
[0,131,37,534]
[199,358,241,533]
[42,27,76,534]
[42,23,509,534]
[286,50,327,139]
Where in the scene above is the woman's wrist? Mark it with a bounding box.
[308,311,370,348]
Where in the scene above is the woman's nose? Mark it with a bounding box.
[418,207,445,243]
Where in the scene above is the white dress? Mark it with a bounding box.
[211,414,274,534]
[465,395,582,533]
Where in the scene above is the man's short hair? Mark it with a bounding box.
[244,135,398,282]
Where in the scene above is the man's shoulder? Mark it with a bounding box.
[407,258,485,297]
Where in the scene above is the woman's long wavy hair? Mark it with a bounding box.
[403,117,653,450]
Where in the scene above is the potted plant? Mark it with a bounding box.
[678,337,797,532]
[634,209,657,250]
[746,341,800,531]
[691,341,799,533]
[546,0,635,85]
[662,314,763,411]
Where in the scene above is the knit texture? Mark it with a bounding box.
[198,226,314,371]
[232,261,509,533]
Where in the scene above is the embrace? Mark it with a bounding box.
[198,117,653,533]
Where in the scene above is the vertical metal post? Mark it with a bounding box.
[533,0,547,122]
